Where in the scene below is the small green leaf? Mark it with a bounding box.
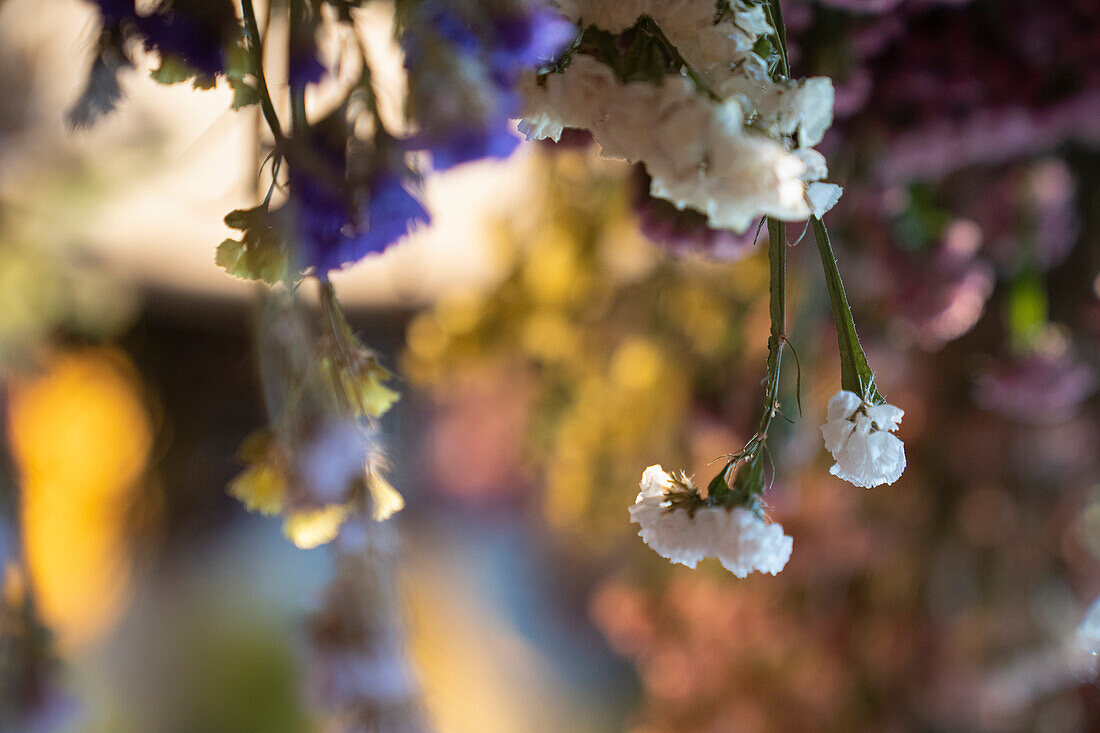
[225,41,253,80]
[216,208,290,285]
[191,74,217,91]
[224,207,261,231]
[216,238,288,285]
[150,55,197,85]
[229,78,261,110]
[706,462,733,500]
[224,42,260,111]
[729,452,765,508]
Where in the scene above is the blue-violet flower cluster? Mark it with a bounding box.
[401,0,575,170]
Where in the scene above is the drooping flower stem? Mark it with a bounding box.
[240,0,284,143]
[708,0,808,502]
[710,218,787,504]
[810,216,883,403]
[765,0,881,404]
[319,280,358,363]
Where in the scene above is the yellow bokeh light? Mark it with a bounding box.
[610,337,664,392]
[523,226,580,305]
[7,348,152,651]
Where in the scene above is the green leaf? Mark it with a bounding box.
[224,207,261,230]
[225,41,252,80]
[216,206,290,285]
[192,74,217,91]
[706,461,734,500]
[224,41,260,110]
[811,216,883,403]
[729,451,765,508]
[216,238,289,285]
[150,55,197,85]
[229,78,261,110]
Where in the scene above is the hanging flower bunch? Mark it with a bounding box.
[520,0,843,232]
[225,287,404,548]
[67,0,915,695]
[71,0,574,532]
[629,465,792,577]
[511,0,907,576]
[66,0,574,728]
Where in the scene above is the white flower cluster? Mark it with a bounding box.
[628,465,793,577]
[820,390,906,488]
[521,0,842,232]
[555,0,773,79]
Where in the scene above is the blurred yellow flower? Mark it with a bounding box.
[283,504,351,550]
[228,464,287,516]
[369,471,406,522]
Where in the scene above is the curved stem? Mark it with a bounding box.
[241,0,284,143]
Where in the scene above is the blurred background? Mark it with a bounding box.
[2,0,1100,731]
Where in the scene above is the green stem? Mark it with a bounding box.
[765,0,879,403]
[288,0,309,133]
[755,218,786,448]
[810,216,882,402]
[711,218,786,504]
[319,281,355,357]
[241,0,284,142]
[764,0,791,81]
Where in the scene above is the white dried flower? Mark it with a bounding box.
[556,0,773,81]
[820,390,906,488]
[628,465,793,577]
[718,75,835,148]
[805,182,844,217]
[518,4,843,233]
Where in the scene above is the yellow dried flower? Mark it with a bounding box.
[227,463,286,516]
[283,504,351,549]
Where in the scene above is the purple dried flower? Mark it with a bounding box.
[289,14,326,87]
[308,519,430,731]
[135,0,239,77]
[402,0,575,171]
[488,6,577,72]
[288,170,429,274]
[281,108,429,274]
[291,418,370,508]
